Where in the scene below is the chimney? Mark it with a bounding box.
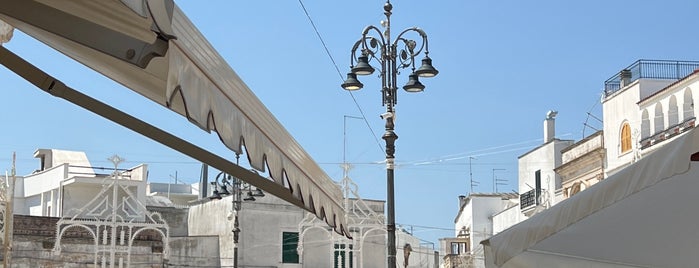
[544,110,558,143]
[458,195,467,208]
[620,69,632,88]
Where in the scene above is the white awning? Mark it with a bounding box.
[482,127,699,267]
[0,0,348,236]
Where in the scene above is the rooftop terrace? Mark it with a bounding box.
[604,60,699,97]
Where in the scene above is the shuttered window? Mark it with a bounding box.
[621,123,632,153]
[282,232,299,263]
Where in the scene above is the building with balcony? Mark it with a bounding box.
[517,112,574,217]
[482,59,699,268]
[602,60,699,175]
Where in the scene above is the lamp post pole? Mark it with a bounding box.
[341,2,438,267]
[208,154,264,268]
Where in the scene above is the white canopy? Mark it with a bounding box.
[0,0,348,236]
[482,127,699,267]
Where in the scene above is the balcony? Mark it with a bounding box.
[604,60,699,97]
[640,117,696,149]
[520,189,537,210]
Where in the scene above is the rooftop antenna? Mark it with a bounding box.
[468,156,477,193]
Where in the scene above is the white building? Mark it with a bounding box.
[517,111,574,218]
[442,193,518,268]
[442,111,572,268]
[481,60,699,268]
[190,170,439,268]
[601,60,699,175]
[17,149,148,219]
[5,148,438,267]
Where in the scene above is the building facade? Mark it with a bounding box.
[601,60,699,175]
[442,193,518,268]
[517,112,574,217]
[553,131,605,201]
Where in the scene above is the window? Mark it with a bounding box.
[535,170,541,205]
[570,182,582,196]
[282,232,299,263]
[450,242,468,255]
[334,244,353,268]
[621,122,632,153]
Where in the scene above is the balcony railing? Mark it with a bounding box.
[604,60,699,97]
[640,117,696,149]
[520,189,537,209]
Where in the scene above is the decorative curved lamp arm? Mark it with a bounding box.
[393,27,429,70]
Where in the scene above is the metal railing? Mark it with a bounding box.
[520,189,537,209]
[604,60,699,97]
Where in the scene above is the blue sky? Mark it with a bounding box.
[1,0,698,245]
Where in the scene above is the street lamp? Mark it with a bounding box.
[340,1,437,267]
[209,156,265,268]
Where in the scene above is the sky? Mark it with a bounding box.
[1,0,699,246]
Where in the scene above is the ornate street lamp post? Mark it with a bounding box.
[341,1,438,267]
[209,155,265,268]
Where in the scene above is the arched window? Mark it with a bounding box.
[654,103,664,134]
[668,96,679,126]
[621,122,632,153]
[684,89,694,121]
[641,109,650,139]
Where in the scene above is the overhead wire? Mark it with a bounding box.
[297,0,384,156]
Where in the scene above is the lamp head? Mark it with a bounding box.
[403,73,425,92]
[218,185,230,196]
[415,56,438,77]
[244,190,256,201]
[341,72,363,91]
[253,188,265,197]
[209,190,222,200]
[351,55,375,76]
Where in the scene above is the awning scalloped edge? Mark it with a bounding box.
[165,45,347,236]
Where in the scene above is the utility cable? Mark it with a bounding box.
[297,0,384,156]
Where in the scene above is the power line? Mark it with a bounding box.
[297,0,384,156]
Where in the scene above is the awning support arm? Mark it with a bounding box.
[0,0,169,68]
[0,45,306,210]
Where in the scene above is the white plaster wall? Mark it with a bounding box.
[189,191,431,267]
[301,227,333,267]
[470,197,506,251]
[639,79,677,100]
[603,79,674,175]
[189,194,307,268]
[492,205,526,235]
[397,230,436,268]
[240,198,305,268]
[604,83,641,174]
[454,201,472,237]
[22,163,66,196]
[362,228,387,268]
